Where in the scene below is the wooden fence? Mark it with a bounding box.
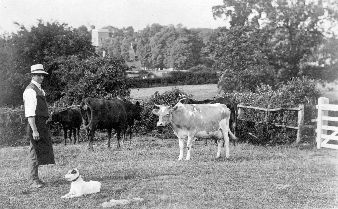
[316,97,338,150]
[237,104,305,144]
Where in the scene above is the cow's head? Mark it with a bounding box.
[46,110,60,125]
[152,104,172,126]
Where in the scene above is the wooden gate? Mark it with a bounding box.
[316,97,338,149]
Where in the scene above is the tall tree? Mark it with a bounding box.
[212,0,338,82]
[136,24,164,69]
[0,20,94,106]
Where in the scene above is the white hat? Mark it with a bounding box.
[31,64,48,74]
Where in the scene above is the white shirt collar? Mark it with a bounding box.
[31,80,42,90]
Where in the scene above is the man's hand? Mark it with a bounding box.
[32,130,40,141]
[28,117,39,140]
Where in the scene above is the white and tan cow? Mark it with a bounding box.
[152,102,237,160]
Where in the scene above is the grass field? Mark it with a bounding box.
[0,137,337,209]
[1,83,338,208]
[130,84,221,101]
[130,82,338,102]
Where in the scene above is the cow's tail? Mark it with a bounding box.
[228,129,237,140]
[228,129,239,146]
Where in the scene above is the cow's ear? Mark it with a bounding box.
[152,109,159,115]
[136,101,140,106]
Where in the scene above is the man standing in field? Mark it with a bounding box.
[23,64,55,188]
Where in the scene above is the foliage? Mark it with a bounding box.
[53,55,130,105]
[221,77,320,145]
[0,108,27,147]
[212,0,338,87]
[0,20,94,107]
[228,77,320,108]
[206,26,276,93]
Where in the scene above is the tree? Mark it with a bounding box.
[170,29,203,70]
[54,56,130,105]
[212,0,338,85]
[206,26,275,92]
[0,20,95,106]
[136,24,164,69]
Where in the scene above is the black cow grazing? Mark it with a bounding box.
[80,97,127,150]
[180,97,238,145]
[119,99,143,141]
[48,108,82,145]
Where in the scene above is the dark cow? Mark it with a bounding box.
[152,101,237,160]
[119,99,142,141]
[180,97,238,145]
[48,108,82,145]
[80,97,127,150]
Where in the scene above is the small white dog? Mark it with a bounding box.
[61,168,101,199]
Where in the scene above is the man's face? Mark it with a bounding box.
[32,74,45,84]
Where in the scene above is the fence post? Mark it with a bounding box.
[295,104,304,145]
[316,97,329,149]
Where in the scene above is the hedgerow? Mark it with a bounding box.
[222,77,320,145]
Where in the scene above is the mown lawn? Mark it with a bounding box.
[0,137,337,209]
[130,84,221,101]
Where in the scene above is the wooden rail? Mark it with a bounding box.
[237,104,305,144]
[316,97,338,150]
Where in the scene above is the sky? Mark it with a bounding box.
[0,0,226,34]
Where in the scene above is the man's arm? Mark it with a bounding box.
[28,116,39,141]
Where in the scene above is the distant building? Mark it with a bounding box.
[91,29,111,47]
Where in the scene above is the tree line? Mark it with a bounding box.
[0,0,337,107]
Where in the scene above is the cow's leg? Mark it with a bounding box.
[72,128,77,144]
[117,130,123,149]
[219,120,230,159]
[230,122,237,146]
[178,137,184,161]
[77,127,81,142]
[186,134,195,161]
[107,129,112,148]
[69,128,72,144]
[63,128,67,145]
[129,125,133,139]
[88,129,94,150]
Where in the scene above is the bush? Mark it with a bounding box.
[52,55,130,105]
[222,77,320,145]
[188,65,211,73]
[0,108,28,147]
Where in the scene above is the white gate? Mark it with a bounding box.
[316,97,338,149]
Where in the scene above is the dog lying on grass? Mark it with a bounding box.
[61,168,101,198]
